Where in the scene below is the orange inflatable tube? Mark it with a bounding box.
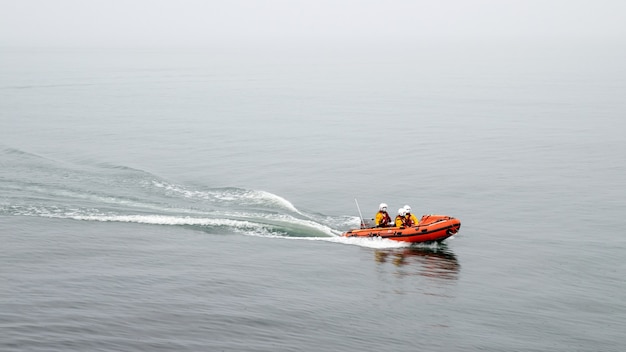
[342,214,461,244]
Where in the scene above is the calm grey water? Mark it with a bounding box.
[1,41,625,351]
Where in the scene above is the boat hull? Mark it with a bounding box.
[342,214,461,244]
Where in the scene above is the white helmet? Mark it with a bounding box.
[404,205,411,214]
[379,203,388,211]
[398,208,406,216]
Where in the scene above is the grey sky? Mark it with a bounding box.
[1,0,625,48]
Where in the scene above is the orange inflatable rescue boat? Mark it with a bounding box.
[342,214,461,244]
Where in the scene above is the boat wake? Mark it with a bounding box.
[1,147,417,248]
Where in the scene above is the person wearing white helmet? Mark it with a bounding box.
[395,207,408,227]
[403,205,419,226]
[375,203,391,227]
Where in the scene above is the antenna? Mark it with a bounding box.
[354,198,365,229]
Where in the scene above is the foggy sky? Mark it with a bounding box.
[1,0,625,48]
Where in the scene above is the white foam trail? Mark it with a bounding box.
[152,181,301,213]
[309,236,412,249]
[253,190,300,214]
[7,182,206,216]
[15,205,336,237]
[249,212,342,236]
[252,234,412,249]
[36,212,265,229]
[7,203,351,240]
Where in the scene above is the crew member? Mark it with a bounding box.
[404,205,419,226]
[395,208,408,227]
[375,203,391,227]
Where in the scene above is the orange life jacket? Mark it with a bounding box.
[405,213,419,226]
[376,211,391,226]
[395,215,408,227]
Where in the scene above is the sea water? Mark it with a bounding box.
[1,40,625,351]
